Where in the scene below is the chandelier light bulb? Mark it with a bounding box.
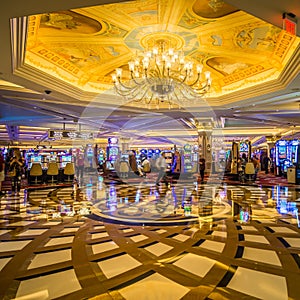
[116,68,122,77]
[196,64,203,73]
[204,71,211,80]
[153,47,158,55]
[128,61,135,71]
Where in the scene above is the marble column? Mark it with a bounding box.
[197,123,213,173]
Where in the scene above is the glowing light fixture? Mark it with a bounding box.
[112,41,212,109]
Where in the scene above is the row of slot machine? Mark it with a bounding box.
[25,151,73,170]
[100,138,199,175]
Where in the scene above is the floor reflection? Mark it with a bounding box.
[78,176,300,226]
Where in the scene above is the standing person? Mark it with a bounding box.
[263,156,271,174]
[237,153,247,182]
[76,152,85,183]
[9,149,24,196]
[252,155,259,181]
[155,152,167,186]
[137,156,150,177]
[119,156,130,179]
[199,156,206,183]
[0,150,5,196]
[129,152,138,175]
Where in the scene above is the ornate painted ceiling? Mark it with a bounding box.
[25,0,300,106]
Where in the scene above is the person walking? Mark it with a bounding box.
[75,153,85,182]
[199,156,206,183]
[9,149,24,195]
[155,152,167,186]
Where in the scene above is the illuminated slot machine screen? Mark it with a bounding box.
[98,151,105,164]
[61,155,72,168]
[86,146,94,158]
[49,153,57,162]
[140,149,147,157]
[108,146,119,162]
[165,152,173,163]
[148,149,153,158]
[278,146,287,159]
[183,144,192,171]
[290,140,299,163]
[32,156,42,163]
[275,140,287,166]
[29,155,42,169]
[239,142,248,154]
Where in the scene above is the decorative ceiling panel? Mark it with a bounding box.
[24,0,300,105]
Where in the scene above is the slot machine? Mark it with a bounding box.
[86,144,94,168]
[275,140,288,175]
[182,144,192,173]
[98,149,105,166]
[164,150,173,172]
[288,140,299,165]
[106,138,119,170]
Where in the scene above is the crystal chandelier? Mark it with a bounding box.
[112,41,212,109]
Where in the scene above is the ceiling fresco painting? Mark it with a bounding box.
[24,0,300,107]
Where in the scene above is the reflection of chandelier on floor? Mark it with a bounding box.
[112,42,212,109]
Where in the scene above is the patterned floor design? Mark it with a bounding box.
[0,177,299,299]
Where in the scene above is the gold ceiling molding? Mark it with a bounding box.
[8,0,300,108]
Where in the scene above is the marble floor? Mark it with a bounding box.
[0,177,299,300]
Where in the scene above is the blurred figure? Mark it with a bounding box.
[138,156,150,177]
[76,152,85,182]
[129,152,138,175]
[199,156,206,182]
[237,153,247,183]
[155,152,167,186]
[0,150,4,195]
[119,156,129,179]
[9,149,25,195]
[252,155,259,181]
[263,156,271,174]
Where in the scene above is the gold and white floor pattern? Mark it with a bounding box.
[0,183,299,300]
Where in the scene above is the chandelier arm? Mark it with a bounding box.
[115,78,135,91]
[193,82,210,93]
[179,83,196,101]
[145,94,154,104]
[173,87,186,103]
[115,83,137,96]
[179,69,188,84]
[154,61,163,78]
[188,73,201,87]
[115,83,145,99]
[162,63,166,78]
[129,85,148,100]
[131,85,149,102]
[130,71,144,86]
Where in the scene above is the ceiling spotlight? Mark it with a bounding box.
[44,90,52,95]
